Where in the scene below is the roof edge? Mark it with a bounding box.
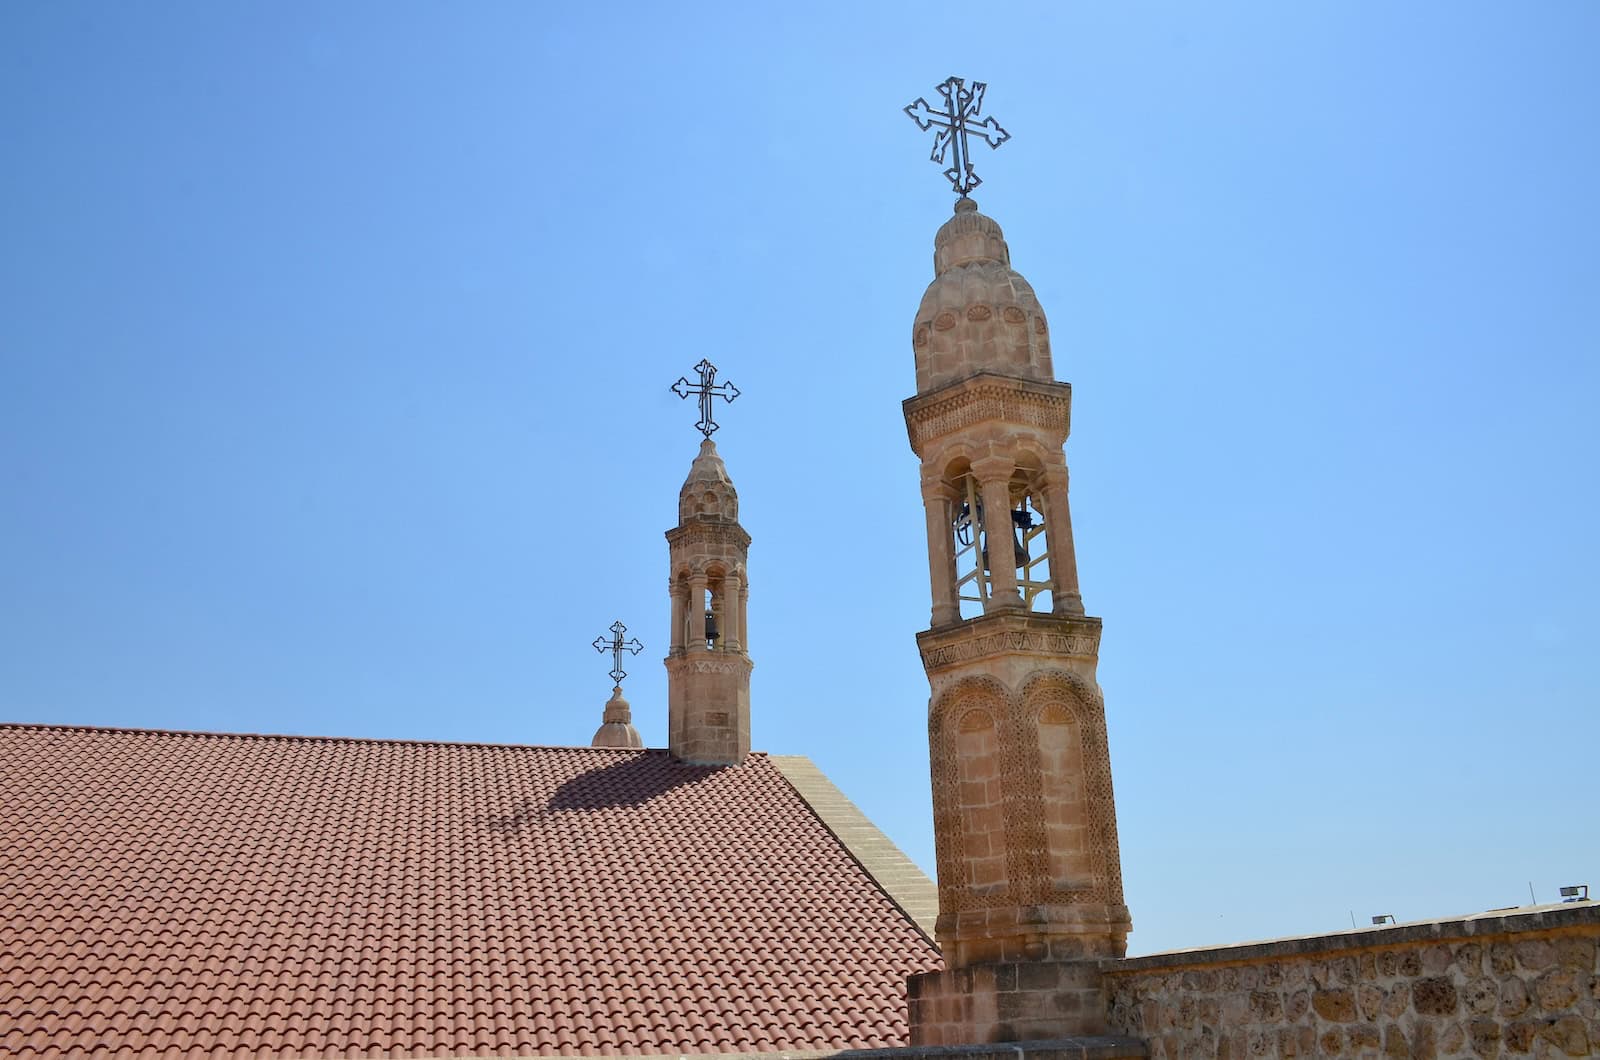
[769,754,940,945]
[0,721,755,757]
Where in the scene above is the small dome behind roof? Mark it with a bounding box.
[678,438,739,523]
[911,198,1054,393]
[591,686,644,749]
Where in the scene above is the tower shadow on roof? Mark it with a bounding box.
[537,750,726,815]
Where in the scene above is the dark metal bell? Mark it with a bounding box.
[704,610,720,644]
[981,529,1029,571]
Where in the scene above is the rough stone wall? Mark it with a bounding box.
[1102,904,1599,1058]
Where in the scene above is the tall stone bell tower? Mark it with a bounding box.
[904,197,1131,1045]
[663,437,753,766]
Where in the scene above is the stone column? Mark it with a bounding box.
[669,578,685,653]
[1041,466,1085,616]
[739,579,750,654]
[922,479,961,627]
[689,572,708,650]
[723,571,742,651]
[972,458,1021,611]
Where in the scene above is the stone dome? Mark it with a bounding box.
[911,198,1054,393]
[591,685,643,748]
[678,438,739,523]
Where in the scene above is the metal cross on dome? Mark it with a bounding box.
[904,76,1011,196]
[670,359,740,439]
[593,621,644,685]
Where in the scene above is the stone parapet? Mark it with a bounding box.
[1102,902,1600,1058]
[627,1039,1147,1059]
[910,960,1112,1046]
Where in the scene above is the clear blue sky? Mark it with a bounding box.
[3,2,1596,956]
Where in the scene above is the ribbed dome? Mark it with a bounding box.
[678,438,739,523]
[591,686,644,748]
[911,198,1053,393]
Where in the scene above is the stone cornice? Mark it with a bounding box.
[916,611,1102,674]
[902,372,1072,456]
[665,519,752,549]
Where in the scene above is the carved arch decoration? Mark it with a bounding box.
[1015,669,1125,908]
[928,675,1012,913]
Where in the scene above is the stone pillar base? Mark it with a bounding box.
[908,960,1108,1046]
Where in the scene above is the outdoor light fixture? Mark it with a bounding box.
[1560,885,1589,902]
[1371,914,1396,925]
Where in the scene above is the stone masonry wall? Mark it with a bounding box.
[1103,904,1599,1058]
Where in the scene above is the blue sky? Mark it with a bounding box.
[2,2,1596,956]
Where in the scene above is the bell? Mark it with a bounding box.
[1010,507,1032,568]
[704,610,720,645]
[981,530,1029,572]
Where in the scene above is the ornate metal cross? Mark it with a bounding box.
[670,359,740,439]
[593,621,644,684]
[904,77,1011,196]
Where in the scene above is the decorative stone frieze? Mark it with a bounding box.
[918,613,1102,675]
[903,372,1072,457]
[665,521,752,551]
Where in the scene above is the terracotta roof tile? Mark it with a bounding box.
[0,724,941,1056]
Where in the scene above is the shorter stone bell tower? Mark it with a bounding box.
[664,439,753,765]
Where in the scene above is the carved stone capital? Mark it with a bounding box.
[969,455,1016,484]
[902,372,1072,457]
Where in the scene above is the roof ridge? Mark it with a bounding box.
[0,721,773,758]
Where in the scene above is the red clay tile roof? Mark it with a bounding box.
[0,724,942,1057]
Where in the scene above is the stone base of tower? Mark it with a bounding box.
[908,960,1112,1046]
[665,652,752,766]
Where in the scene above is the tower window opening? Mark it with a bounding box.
[951,474,1053,616]
[703,586,721,649]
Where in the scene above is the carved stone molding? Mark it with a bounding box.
[665,520,752,549]
[663,654,753,677]
[917,613,1102,674]
[902,372,1072,456]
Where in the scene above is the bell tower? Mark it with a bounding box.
[903,198,1130,1045]
[663,437,753,766]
